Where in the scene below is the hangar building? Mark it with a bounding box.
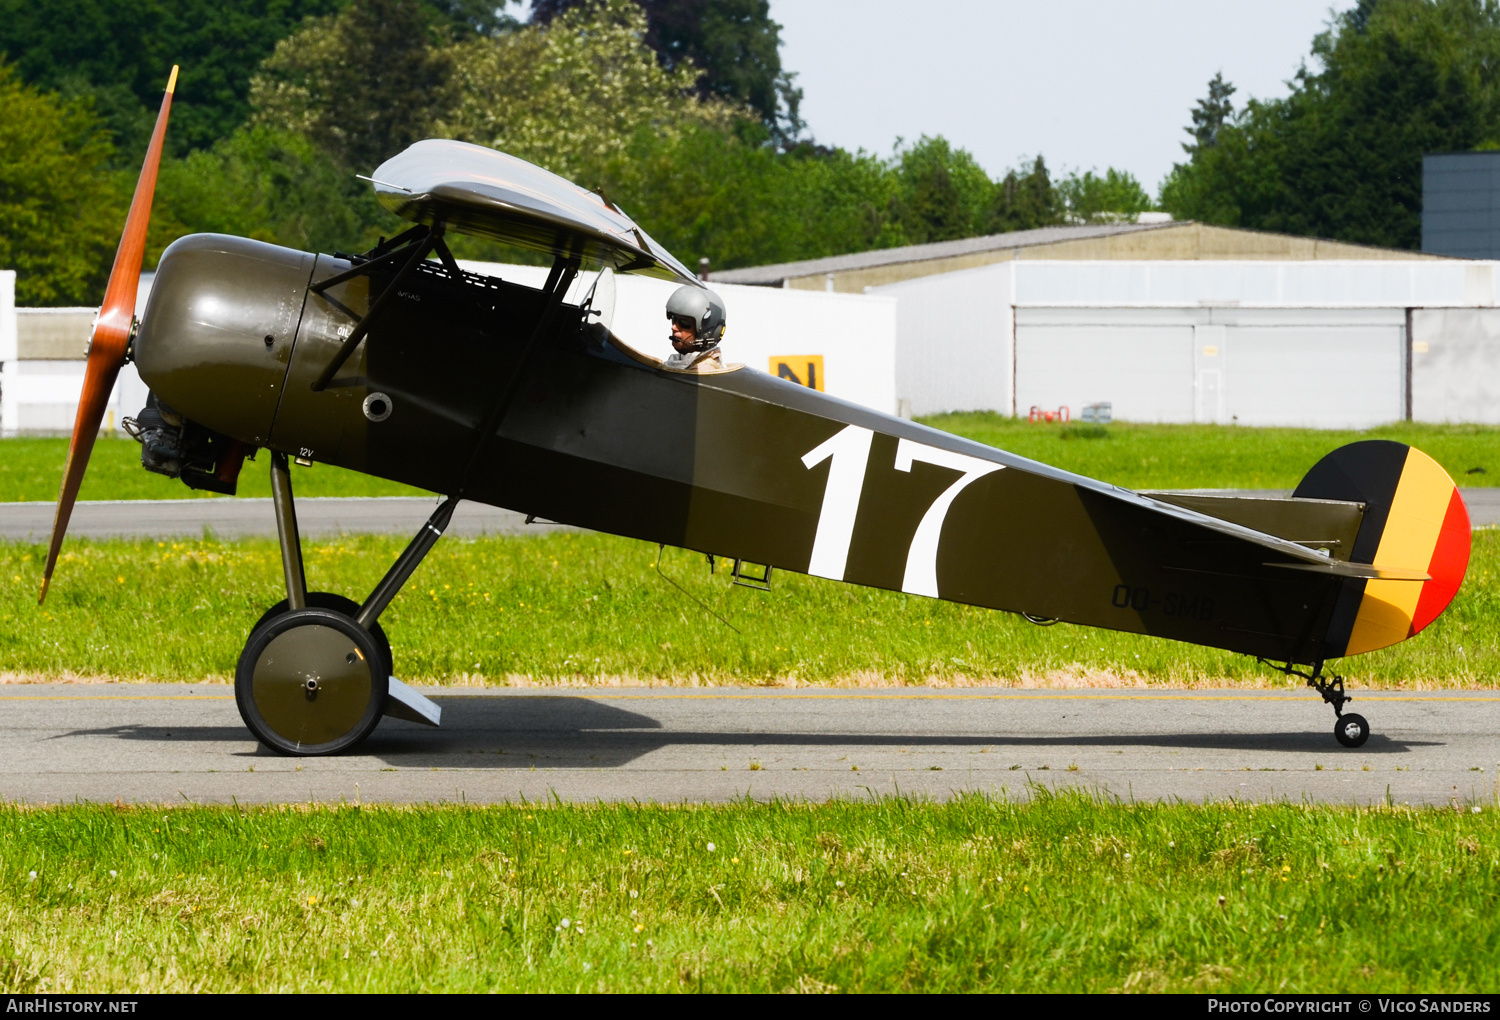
[716,222,1497,429]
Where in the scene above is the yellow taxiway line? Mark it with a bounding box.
[1,691,1497,703]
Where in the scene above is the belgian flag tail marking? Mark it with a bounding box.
[1293,440,1471,659]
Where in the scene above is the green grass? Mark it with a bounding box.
[4,529,1497,686]
[0,438,429,502]
[2,420,1496,502]
[2,795,1496,992]
[923,415,1500,491]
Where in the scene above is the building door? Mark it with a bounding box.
[1410,308,1500,423]
[1014,308,1196,422]
[1194,324,1225,424]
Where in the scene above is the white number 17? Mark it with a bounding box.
[801,425,1003,597]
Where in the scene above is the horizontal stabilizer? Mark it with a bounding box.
[384,676,441,727]
[1141,491,1365,559]
[1265,561,1430,581]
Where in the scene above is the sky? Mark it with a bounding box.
[768,0,1346,192]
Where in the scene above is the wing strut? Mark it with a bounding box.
[454,250,580,498]
[310,222,443,391]
[308,227,430,295]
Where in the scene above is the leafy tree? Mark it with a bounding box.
[892,136,993,244]
[251,0,460,172]
[0,0,518,160]
[1183,71,1236,156]
[141,0,1078,280]
[987,156,1063,233]
[1161,0,1500,249]
[437,0,894,267]
[0,0,344,157]
[0,64,133,305]
[1058,168,1154,222]
[602,124,903,269]
[441,0,730,185]
[156,126,389,256]
[531,0,802,143]
[424,0,525,36]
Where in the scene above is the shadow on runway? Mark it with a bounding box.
[53,695,1439,766]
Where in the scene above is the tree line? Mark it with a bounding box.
[1164,0,1500,250]
[2,0,1493,305]
[0,0,1158,305]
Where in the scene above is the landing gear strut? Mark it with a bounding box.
[234,451,451,755]
[1258,657,1370,748]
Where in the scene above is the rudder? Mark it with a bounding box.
[1295,440,1470,658]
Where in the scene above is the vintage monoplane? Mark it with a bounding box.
[40,70,1471,754]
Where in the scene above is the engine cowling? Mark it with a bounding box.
[134,233,314,447]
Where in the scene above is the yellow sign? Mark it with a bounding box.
[770,355,825,391]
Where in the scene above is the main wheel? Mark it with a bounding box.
[235,608,388,756]
[250,592,392,678]
[1334,713,1370,748]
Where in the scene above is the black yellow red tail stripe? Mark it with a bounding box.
[1294,440,1471,658]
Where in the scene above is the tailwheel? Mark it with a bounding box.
[235,608,388,756]
[1334,713,1370,749]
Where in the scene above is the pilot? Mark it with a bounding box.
[663,285,727,371]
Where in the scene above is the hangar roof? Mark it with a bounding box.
[712,222,1170,286]
[710,220,1452,293]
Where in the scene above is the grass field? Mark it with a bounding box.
[923,416,1500,491]
[2,795,1496,993]
[2,419,1496,502]
[3,528,1496,686]
[5,430,1497,995]
[0,438,429,503]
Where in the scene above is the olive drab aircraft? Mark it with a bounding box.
[40,69,1472,755]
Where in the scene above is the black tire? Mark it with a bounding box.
[235,608,388,756]
[1334,713,1370,748]
[251,592,392,679]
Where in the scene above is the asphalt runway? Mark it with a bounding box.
[0,497,574,541]
[0,489,1497,541]
[3,685,1497,807]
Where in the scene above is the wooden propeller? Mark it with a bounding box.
[39,65,178,603]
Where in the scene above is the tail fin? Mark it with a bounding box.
[1294,440,1471,657]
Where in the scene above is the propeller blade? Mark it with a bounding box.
[39,65,178,604]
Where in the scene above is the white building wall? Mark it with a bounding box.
[1013,307,1406,429]
[1008,259,1499,308]
[462,262,899,414]
[875,259,1500,427]
[2,306,147,436]
[17,255,1500,434]
[0,271,15,433]
[873,261,1012,417]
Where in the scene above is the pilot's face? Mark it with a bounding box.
[669,315,697,351]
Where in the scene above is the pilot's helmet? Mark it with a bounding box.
[666,285,726,350]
